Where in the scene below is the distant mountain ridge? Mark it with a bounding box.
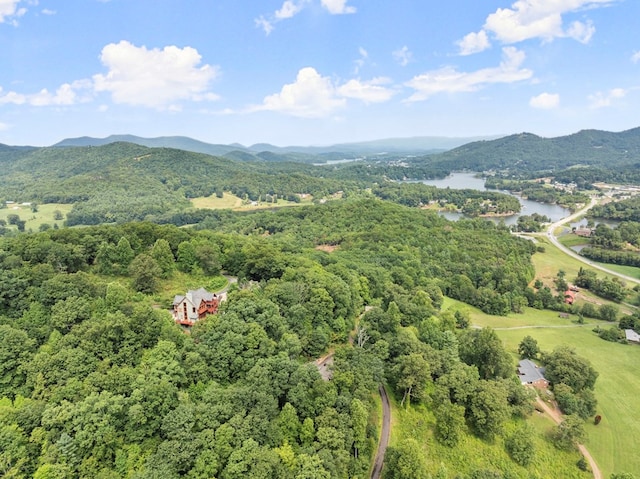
[431,127,640,172]
[52,133,503,159]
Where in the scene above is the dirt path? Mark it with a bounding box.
[371,385,391,479]
[535,397,602,479]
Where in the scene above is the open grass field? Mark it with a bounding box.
[388,386,590,478]
[443,294,640,477]
[0,203,72,232]
[191,192,312,211]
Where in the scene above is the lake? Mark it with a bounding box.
[418,172,572,226]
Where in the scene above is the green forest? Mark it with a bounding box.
[1,134,640,478]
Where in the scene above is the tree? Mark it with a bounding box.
[544,346,598,392]
[467,380,510,439]
[383,438,429,479]
[391,353,430,407]
[128,254,162,294]
[552,414,585,450]
[434,401,465,447]
[518,335,539,359]
[599,304,619,322]
[459,327,513,380]
[151,238,175,278]
[505,424,535,466]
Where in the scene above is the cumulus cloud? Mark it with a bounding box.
[256,0,355,34]
[393,46,413,66]
[320,0,356,14]
[457,0,612,54]
[338,77,396,103]
[251,67,346,118]
[250,67,394,118]
[529,92,560,109]
[457,31,491,56]
[631,51,640,63]
[0,80,92,106]
[92,41,219,110]
[405,47,533,102]
[41,8,56,15]
[0,0,27,24]
[588,87,626,108]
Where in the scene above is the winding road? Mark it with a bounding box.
[371,385,391,479]
[542,197,640,286]
[535,398,602,479]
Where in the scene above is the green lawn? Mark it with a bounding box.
[1,203,72,232]
[190,192,312,211]
[447,294,640,477]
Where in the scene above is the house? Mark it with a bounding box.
[517,359,549,388]
[625,329,640,344]
[564,290,576,304]
[172,287,226,326]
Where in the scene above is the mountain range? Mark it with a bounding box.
[52,133,501,159]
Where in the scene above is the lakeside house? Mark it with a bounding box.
[172,287,226,327]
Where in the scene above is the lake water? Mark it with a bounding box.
[418,172,572,226]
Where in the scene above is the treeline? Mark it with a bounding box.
[484,178,590,208]
[372,182,521,216]
[589,197,640,222]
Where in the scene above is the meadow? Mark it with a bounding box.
[0,203,72,232]
[190,192,312,211]
[441,290,640,476]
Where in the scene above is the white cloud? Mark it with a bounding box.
[405,47,533,102]
[0,0,27,24]
[393,46,413,66]
[321,0,356,15]
[529,92,560,109]
[457,31,491,56]
[255,15,274,35]
[0,121,9,131]
[588,87,626,108]
[92,41,219,110]
[275,0,305,19]
[457,0,612,53]
[251,67,394,118]
[41,8,55,15]
[0,80,91,106]
[256,0,354,34]
[631,51,640,63]
[338,77,395,103]
[354,47,368,74]
[252,67,346,118]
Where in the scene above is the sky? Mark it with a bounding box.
[1,0,639,147]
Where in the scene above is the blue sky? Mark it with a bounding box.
[1,0,639,146]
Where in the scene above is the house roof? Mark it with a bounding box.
[625,329,640,342]
[173,287,216,307]
[518,359,547,384]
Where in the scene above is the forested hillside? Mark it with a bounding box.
[422,127,640,176]
[0,198,566,478]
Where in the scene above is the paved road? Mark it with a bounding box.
[542,198,640,286]
[371,385,391,479]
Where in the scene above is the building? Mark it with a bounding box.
[625,329,640,344]
[172,287,226,326]
[517,359,549,388]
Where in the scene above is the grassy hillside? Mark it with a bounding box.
[440,295,640,477]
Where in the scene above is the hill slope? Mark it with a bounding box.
[429,127,640,172]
